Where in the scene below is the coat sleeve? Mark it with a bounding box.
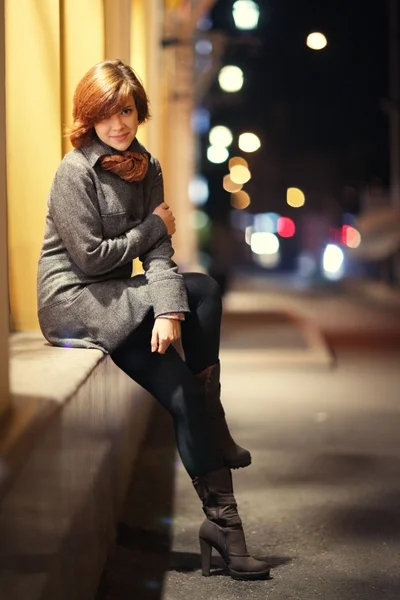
[48,159,167,276]
[139,158,189,317]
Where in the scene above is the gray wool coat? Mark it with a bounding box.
[37,136,189,353]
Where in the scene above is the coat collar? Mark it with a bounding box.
[80,135,146,167]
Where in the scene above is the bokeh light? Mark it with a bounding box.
[254,213,275,233]
[188,175,209,206]
[230,164,251,184]
[195,39,212,55]
[191,107,210,135]
[306,32,328,50]
[218,65,244,92]
[223,174,243,193]
[207,145,229,164]
[231,190,251,209]
[209,125,233,147]
[342,225,361,248]
[229,156,249,169]
[238,132,261,153]
[251,232,280,255]
[192,210,210,229]
[322,244,344,279]
[287,187,305,208]
[232,0,260,30]
[277,216,296,238]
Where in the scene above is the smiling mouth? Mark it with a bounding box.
[111,134,128,140]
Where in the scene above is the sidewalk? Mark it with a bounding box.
[96,278,400,600]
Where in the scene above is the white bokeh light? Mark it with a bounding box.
[322,244,344,279]
[250,232,280,255]
[306,32,328,50]
[209,125,233,148]
[238,132,261,153]
[232,0,260,30]
[218,65,244,93]
[207,145,229,164]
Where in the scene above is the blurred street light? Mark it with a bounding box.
[277,216,296,238]
[238,132,261,152]
[322,244,344,279]
[232,0,260,31]
[209,125,233,147]
[231,190,251,209]
[287,187,305,207]
[229,156,248,169]
[306,32,328,50]
[251,232,279,254]
[207,145,229,163]
[230,163,251,184]
[218,65,244,92]
[342,225,361,248]
[189,175,209,205]
[223,174,243,193]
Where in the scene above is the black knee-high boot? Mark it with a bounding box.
[192,467,270,580]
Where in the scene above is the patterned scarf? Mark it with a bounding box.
[99,151,149,182]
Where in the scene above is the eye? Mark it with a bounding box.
[121,107,133,116]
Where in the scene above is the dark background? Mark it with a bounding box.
[200,0,390,218]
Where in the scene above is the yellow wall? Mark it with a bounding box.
[131,0,149,148]
[5,0,104,330]
[61,0,104,155]
[0,0,9,409]
[104,0,131,65]
[6,0,62,330]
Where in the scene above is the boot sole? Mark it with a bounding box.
[229,568,271,581]
[225,458,252,470]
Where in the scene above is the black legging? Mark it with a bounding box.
[110,273,225,478]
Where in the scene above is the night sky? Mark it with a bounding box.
[202,0,390,216]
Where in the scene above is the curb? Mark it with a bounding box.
[221,308,335,368]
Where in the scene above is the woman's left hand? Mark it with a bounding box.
[151,317,181,354]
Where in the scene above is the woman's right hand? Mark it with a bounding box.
[152,202,176,235]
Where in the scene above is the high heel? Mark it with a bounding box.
[196,363,251,469]
[199,537,212,576]
[199,519,270,580]
[193,467,270,580]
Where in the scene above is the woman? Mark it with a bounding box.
[37,59,269,580]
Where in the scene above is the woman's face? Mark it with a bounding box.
[94,98,139,151]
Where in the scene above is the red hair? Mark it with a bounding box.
[69,59,150,148]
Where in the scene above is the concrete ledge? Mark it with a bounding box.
[10,332,104,402]
[0,333,105,500]
[0,332,155,600]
